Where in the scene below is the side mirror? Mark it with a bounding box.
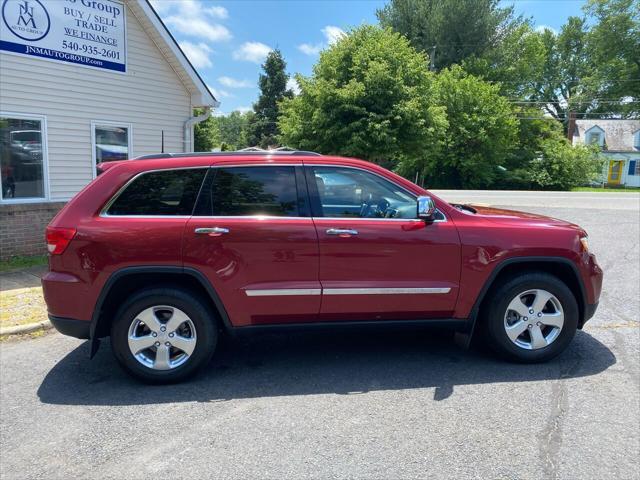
[417,195,436,221]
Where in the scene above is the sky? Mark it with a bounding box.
[149,0,588,114]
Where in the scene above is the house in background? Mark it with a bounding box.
[572,119,640,188]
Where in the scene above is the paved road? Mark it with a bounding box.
[1,191,639,480]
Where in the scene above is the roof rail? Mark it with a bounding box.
[133,149,322,160]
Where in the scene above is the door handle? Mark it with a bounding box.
[326,228,358,237]
[195,227,229,236]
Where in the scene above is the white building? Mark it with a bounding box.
[572,119,640,188]
[0,0,218,259]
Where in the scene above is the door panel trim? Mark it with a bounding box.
[244,287,452,296]
[323,287,451,295]
[245,288,322,297]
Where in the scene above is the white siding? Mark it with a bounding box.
[0,2,192,201]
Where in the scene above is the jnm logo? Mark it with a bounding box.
[1,0,50,41]
[17,1,36,28]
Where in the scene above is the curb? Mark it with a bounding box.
[0,320,53,336]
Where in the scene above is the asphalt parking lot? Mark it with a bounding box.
[1,190,638,480]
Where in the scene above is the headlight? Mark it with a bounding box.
[580,236,589,252]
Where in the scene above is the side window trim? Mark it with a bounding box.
[304,164,447,222]
[100,166,208,218]
[192,164,310,219]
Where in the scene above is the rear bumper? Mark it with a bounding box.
[49,315,91,339]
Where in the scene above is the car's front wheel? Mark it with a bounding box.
[482,273,579,363]
[110,287,217,383]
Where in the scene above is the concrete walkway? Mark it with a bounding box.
[0,265,47,292]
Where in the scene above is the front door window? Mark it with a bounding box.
[310,166,417,219]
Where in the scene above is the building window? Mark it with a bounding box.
[586,131,604,147]
[0,114,47,202]
[629,160,639,176]
[92,122,132,174]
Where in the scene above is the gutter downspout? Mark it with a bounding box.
[184,106,213,152]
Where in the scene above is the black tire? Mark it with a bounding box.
[481,272,579,363]
[110,287,217,384]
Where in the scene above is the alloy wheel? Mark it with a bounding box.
[127,305,197,370]
[503,289,564,350]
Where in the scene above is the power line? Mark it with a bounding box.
[484,78,640,84]
[510,100,640,105]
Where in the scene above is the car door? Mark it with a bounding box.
[306,165,461,321]
[183,164,321,327]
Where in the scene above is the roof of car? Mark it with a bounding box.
[96,150,382,173]
[133,150,322,159]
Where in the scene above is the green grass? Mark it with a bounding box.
[0,255,47,273]
[0,286,47,329]
[571,186,640,193]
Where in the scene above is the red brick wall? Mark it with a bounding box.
[0,202,66,260]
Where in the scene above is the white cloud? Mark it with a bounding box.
[322,25,346,45]
[205,5,228,19]
[153,0,232,42]
[233,42,272,63]
[535,25,557,34]
[149,0,172,14]
[287,78,301,95]
[166,16,231,42]
[179,41,213,68]
[218,76,253,88]
[207,85,232,99]
[298,43,322,55]
[298,25,346,56]
[235,106,253,113]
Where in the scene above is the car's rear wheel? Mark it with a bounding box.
[110,287,217,383]
[482,273,579,363]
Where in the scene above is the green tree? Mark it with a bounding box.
[214,111,253,150]
[469,0,639,122]
[194,110,253,152]
[411,66,518,188]
[523,140,603,190]
[279,26,447,169]
[584,0,640,117]
[531,17,593,122]
[462,24,547,99]
[249,49,293,148]
[376,0,523,70]
[194,109,220,152]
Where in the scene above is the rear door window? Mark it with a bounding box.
[194,166,300,217]
[106,169,207,216]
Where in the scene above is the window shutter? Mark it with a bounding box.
[629,161,637,176]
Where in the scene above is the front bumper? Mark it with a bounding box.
[49,315,91,339]
[580,302,599,329]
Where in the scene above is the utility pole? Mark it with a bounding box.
[429,45,436,71]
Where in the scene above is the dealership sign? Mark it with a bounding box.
[1,0,126,72]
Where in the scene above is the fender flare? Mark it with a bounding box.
[461,256,588,345]
[89,266,231,358]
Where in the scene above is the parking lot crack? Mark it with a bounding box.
[538,355,582,480]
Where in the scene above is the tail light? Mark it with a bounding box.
[46,227,77,255]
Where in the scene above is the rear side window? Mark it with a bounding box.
[107,169,206,216]
[195,166,299,217]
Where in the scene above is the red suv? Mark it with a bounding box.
[42,152,603,383]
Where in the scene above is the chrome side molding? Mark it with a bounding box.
[244,287,451,297]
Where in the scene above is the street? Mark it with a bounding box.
[1,190,639,479]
